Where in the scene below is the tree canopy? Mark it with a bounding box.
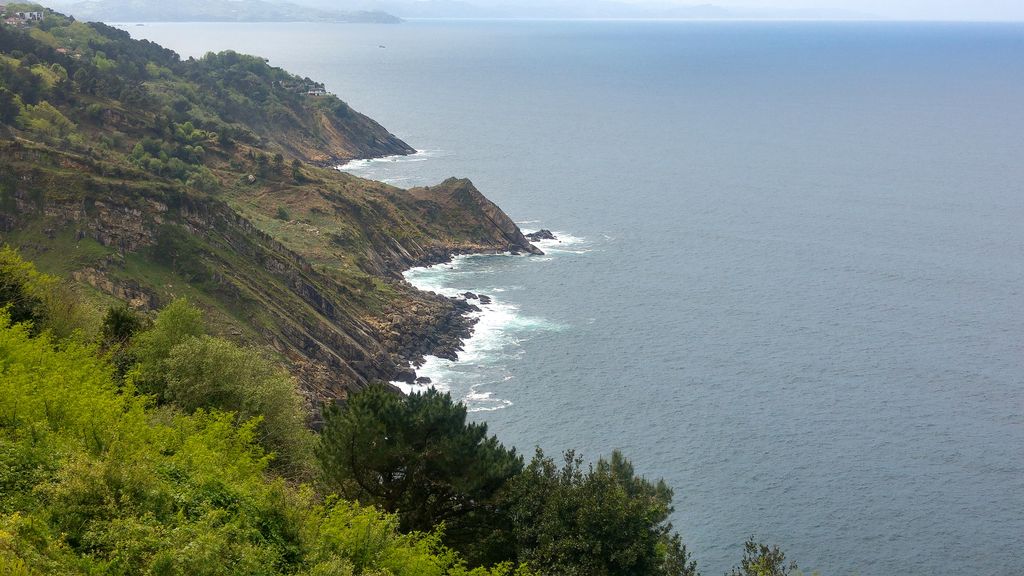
[318,385,701,575]
[318,384,524,564]
[505,449,698,576]
[0,249,534,576]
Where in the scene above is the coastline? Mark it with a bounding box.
[336,151,557,398]
[385,252,518,388]
[389,231,579,409]
[390,253,519,407]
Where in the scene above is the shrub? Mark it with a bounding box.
[318,385,523,565]
[163,335,314,479]
[0,312,530,575]
[504,449,698,576]
[0,246,96,340]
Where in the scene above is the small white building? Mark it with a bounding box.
[16,11,43,21]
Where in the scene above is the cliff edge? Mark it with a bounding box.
[0,8,539,402]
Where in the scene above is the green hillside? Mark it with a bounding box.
[0,251,714,575]
[0,5,539,401]
[0,9,802,574]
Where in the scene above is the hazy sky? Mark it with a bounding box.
[661,0,1024,20]
[425,0,1024,21]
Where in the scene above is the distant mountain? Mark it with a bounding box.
[292,0,733,19]
[51,0,402,23]
[287,0,875,20]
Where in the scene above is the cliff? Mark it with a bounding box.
[0,8,539,402]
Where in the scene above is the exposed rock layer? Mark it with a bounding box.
[1,143,539,402]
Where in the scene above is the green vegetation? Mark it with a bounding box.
[727,539,811,576]
[0,245,96,340]
[505,450,697,576]
[0,311,531,575]
[318,385,697,575]
[136,308,315,479]
[0,10,813,573]
[318,385,523,566]
[0,249,808,574]
[0,249,534,575]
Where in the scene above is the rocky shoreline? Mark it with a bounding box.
[385,230,557,389]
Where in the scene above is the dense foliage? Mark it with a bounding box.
[319,385,698,575]
[0,4,391,189]
[0,245,95,339]
[0,7,809,573]
[130,298,315,479]
[318,385,523,565]
[505,450,697,576]
[0,250,533,575]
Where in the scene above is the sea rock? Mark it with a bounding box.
[525,229,556,241]
[393,366,416,383]
[415,376,432,384]
[462,291,479,300]
[478,294,492,305]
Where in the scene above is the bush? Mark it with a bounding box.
[17,100,79,143]
[318,385,523,565]
[0,311,530,575]
[129,297,204,395]
[163,335,314,479]
[128,298,312,478]
[504,449,698,576]
[0,87,22,124]
[101,304,145,346]
[0,246,47,328]
[0,246,96,340]
[728,539,802,576]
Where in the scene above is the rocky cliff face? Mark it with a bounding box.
[283,106,416,166]
[0,142,540,403]
[407,178,544,257]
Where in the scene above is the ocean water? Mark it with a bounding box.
[129,21,1024,575]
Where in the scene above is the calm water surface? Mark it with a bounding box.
[130,21,1024,575]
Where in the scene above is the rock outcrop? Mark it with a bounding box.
[408,178,543,257]
[525,229,556,242]
[0,142,539,402]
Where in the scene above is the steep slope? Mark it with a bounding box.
[0,7,539,401]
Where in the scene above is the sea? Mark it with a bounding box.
[127,20,1024,575]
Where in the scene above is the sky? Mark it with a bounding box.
[40,0,1024,21]
[702,0,1024,20]
[444,0,1024,20]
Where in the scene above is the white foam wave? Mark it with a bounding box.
[464,387,513,412]
[525,230,595,254]
[523,230,585,246]
[336,149,447,175]
[392,253,565,411]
